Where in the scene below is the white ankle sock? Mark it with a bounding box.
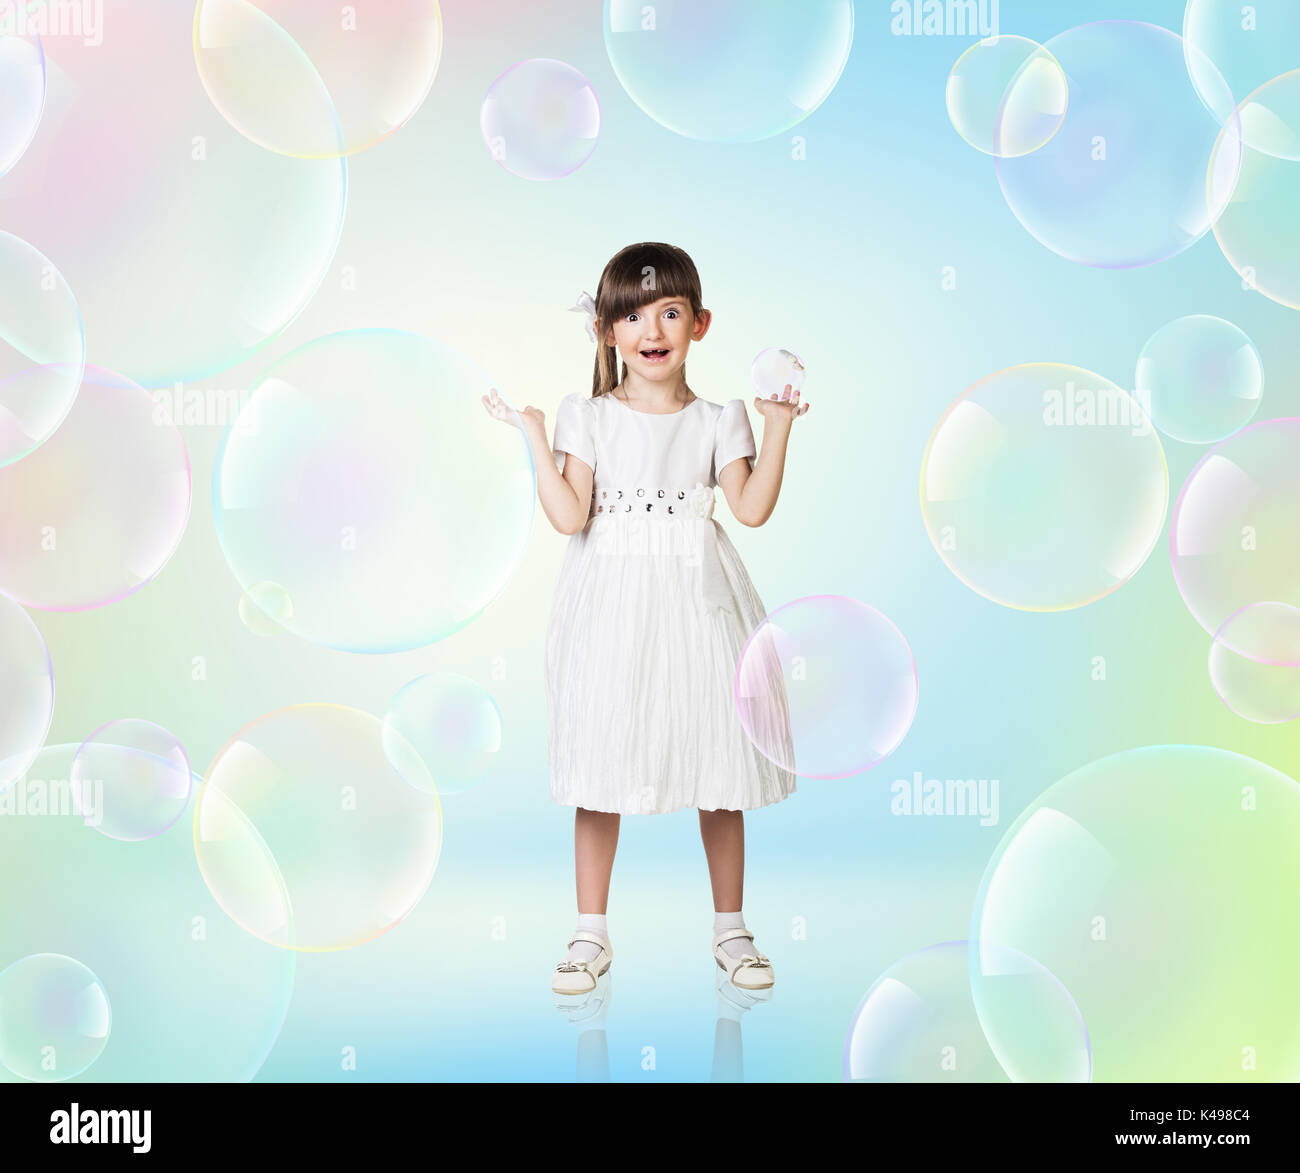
[714,910,756,960]
[568,913,608,964]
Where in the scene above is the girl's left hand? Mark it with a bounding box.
[754,385,809,422]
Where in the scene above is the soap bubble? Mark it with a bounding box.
[0,23,44,178]
[383,673,503,796]
[973,745,1300,1080]
[1184,0,1300,158]
[1134,315,1262,444]
[213,329,535,653]
[603,0,853,143]
[0,743,294,1080]
[71,719,192,841]
[194,0,442,159]
[0,366,190,611]
[921,363,1167,610]
[0,232,84,468]
[844,941,1090,1082]
[481,58,600,180]
[750,348,806,399]
[735,595,917,779]
[995,21,1241,268]
[1171,418,1300,658]
[1209,71,1300,309]
[1208,602,1300,723]
[238,581,294,636]
[195,704,442,951]
[0,0,345,387]
[0,589,53,792]
[946,35,1068,157]
[0,954,110,1082]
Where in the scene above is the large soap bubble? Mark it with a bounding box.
[194,0,442,158]
[0,0,345,387]
[921,363,1167,611]
[0,22,44,178]
[1134,315,1262,444]
[0,588,53,792]
[996,21,1241,267]
[212,330,535,653]
[946,35,1068,158]
[1184,0,1300,158]
[481,58,600,180]
[195,705,442,951]
[1171,418,1300,659]
[843,941,1090,1082]
[1209,71,1300,309]
[0,366,190,611]
[603,0,853,143]
[972,745,1300,1080]
[0,232,84,468]
[0,743,295,1081]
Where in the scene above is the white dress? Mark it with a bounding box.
[545,390,797,815]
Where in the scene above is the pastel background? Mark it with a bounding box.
[1,0,1298,1083]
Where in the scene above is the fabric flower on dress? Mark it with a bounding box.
[684,482,716,520]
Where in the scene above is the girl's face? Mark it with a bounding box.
[604,296,711,382]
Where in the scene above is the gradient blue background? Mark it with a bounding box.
[10,0,1299,1081]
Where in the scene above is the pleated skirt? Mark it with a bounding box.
[544,513,797,815]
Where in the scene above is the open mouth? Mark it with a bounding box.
[640,349,670,361]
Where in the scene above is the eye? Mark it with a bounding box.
[665,310,679,319]
[625,313,639,322]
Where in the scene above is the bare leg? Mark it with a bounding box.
[575,807,621,913]
[698,808,744,911]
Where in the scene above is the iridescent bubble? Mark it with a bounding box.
[0,366,191,611]
[0,232,84,467]
[995,21,1241,268]
[1210,72,1300,309]
[921,364,1168,611]
[750,348,806,399]
[0,589,53,792]
[195,705,442,951]
[946,35,1068,158]
[0,0,345,387]
[0,743,294,1081]
[70,719,192,841]
[972,746,1300,1081]
[212,330,535,653]
[603,0,853,143]
[238,581,294,636]
[480,58,600,181]
[383,673,503,796]
[735,595,917,779]
[1171,418,1300,659]
[194,0,442,159]
[1184,0,1300,158]
[0,954,110,1082]
[1209,603,1300,723]
[1134,315,1262,444]
[0,23,44,178]
[843,941,1090,1082]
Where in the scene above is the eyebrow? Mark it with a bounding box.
[634,300,686,311]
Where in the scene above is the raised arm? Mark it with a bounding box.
[718,387,808,527]
[482,387,591,535]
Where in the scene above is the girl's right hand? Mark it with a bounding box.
[482,386,544,433]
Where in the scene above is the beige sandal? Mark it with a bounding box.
[551,930,613,995]
[713,928,775,990]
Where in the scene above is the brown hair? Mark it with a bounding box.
[589,242,705,398]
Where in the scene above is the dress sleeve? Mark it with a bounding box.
[551,393,596,474]
[713,398,756,480]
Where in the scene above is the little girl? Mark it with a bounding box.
[483,242,808,996]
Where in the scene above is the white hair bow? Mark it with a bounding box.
[568,290,597,344]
